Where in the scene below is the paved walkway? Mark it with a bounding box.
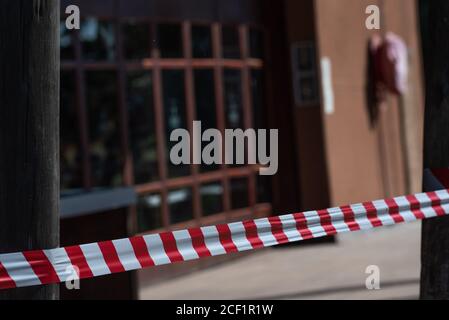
[139,222,421,300]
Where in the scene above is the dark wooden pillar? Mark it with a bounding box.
[262,0,301,214]
[0,0,60,300]
[420,0,449,300]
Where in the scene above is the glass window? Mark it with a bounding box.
[61,18,269,225]
[222,26,240,59]
[250,70,270,167]
[194,69,216,128]
[224,69,244,167]
[257,175,272,204]
[123,21,151,60]
[230,178,249,210]
[61,71,83,190]
[200,182,224,216]
[137,193,163,232]
[60,21,75,60]
[223,69,244,129]
[157,24,183,58]
[251,69,266,130]
[296,76,318,103]
[80,19,116,61]
[192,25,212,58]
[291,43,319,105]
[249,28,264,59]
[86,71,123,187]
[168,188,194,224]
[194,69,219,172]
[296,44,315,71]
[126,71,159,184]
[163,70,190,178]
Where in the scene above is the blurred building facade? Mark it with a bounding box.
[59,0,424,299]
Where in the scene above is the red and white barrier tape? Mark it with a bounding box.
[1,186,449,290]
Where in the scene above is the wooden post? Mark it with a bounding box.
[420,0,449,299]
[0,0,60,300]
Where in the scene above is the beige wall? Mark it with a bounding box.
[382,0,424,194]
[313,0,424,205]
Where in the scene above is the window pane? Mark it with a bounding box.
[257,175,272,204]
[194,69,219,172]
[296,45,315,71]
[201,182,223,216]
[123,21,151,60]
[157,24,183,58]
[61,71,83,190]
[192,25,212,58]
[223,69,243,129]
[298,76,318,103]
[251,70,270,169]
[137,193,163,232]
[249,28,264,59]
[222,26,240,59]
[251,69,266,130]
[163,70,190,178]
[291,44,319,104]
[224,69,244,167]
[86,71,123,187]
[168,188,194,224]
[60,21,75,60]
[126,71,159,184]
[81,19,116,61]
[230,178,249,209]
[194,69,216,128]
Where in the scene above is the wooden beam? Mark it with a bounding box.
[0,0,60,300]
[420,0,449,300]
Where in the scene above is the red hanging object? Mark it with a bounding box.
[370,32,408,96]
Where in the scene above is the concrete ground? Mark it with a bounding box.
[139,221,421,300]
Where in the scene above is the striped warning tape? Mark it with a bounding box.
[1,178,449,290]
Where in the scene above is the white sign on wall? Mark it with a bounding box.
[320,57,335,115]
